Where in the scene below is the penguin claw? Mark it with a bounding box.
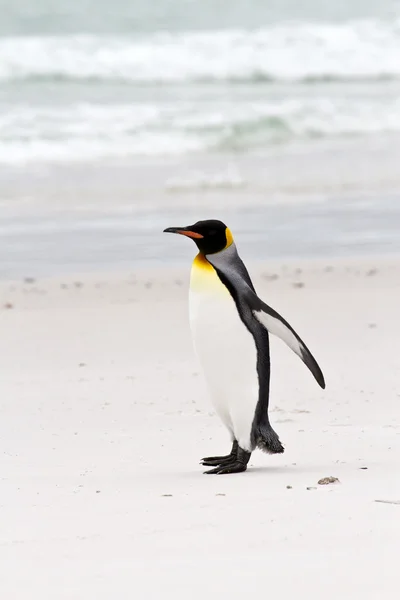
[203,461,248,475]
[201,455,234,467]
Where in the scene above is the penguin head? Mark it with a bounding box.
[164,219,233,255]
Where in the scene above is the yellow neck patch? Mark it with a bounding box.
[191,252,229,295]
[225,227,234,248]
[193,253,214,271]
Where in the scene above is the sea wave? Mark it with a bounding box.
[2,96,400,163]
[1,20,400,83]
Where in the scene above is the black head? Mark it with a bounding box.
[163,219,233,255]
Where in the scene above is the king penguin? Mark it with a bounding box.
[164,219,325,474]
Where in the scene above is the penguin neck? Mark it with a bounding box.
[205,243,239,271]
[205,243,256,293]
[192,243,240,277]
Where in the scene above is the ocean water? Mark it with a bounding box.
[1,0,400,276]
[2,2,400,163]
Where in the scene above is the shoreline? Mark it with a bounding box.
[2,135,400,280]
[2,211,400,281]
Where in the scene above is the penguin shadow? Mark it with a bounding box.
[246,463,315,476]
[176,462,330,479]
[224,461,333,477]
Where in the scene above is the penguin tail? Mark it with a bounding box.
[255,424,285,455]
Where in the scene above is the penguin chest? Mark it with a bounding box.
[188,256,258,430]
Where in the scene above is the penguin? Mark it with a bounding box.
[164,219,325,474]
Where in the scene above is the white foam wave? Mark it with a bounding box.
[1,20,400,82]
[2,95,400,163]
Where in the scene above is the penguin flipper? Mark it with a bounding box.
[245,288,325,389]
[209,256,325,389]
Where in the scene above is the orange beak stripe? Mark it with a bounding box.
[177,230,204,239]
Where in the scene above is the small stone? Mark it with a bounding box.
[293,282,304,289]
[306,487,317,490]
[216,493,226,496]
[96,490,101,494]
[286,485,292,489]
[24,277,36,284]
[318,476,340,485]
[162,494,173,497]
[78,363,86,367]
[4,303,13,309]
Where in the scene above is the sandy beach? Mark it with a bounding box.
[1,256,399,598]
[2,1,400,597]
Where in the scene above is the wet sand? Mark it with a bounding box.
[2,136,400,278]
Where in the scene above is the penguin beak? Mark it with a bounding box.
[163,227,204,239]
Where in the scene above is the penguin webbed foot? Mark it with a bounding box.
[201,440,238,467]
[203,447,251,475]
[203,461,247,475]
[201,456,234,467]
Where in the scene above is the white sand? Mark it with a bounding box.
[0,258,399,599]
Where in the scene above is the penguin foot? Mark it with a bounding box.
[201,441,238,467]
[203,447,251,475]
[203,461,247,475]
[201,455,235,467]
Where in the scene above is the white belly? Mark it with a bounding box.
[189,258,258,451]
